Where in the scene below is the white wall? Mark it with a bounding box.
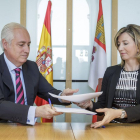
[0,0,20,54]
[117,0,140,63]
[26,0,38,61]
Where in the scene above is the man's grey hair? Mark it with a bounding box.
[1,22,26,50]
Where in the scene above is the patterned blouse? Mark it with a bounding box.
[112,68,139,123]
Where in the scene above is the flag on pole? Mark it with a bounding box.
[35,0,53,123]
[88,0,107,91]
[88,0,107,122]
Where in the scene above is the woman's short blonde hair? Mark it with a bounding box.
[114,24,140,66]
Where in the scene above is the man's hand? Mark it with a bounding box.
[35,104,63,119]
[61,88,79,103]
[75,100,93,110]
[91,108,124,128]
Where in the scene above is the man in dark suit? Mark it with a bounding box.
[0,22,78,125]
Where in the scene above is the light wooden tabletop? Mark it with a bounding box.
[1,123,140,140]
[71,123,140,140]
[0,123,74,140]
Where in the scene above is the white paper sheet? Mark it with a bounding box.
[49,92,102,103]
[54,107,96,115]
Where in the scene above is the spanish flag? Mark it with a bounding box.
[35,0,53,123]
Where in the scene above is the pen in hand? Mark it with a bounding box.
[48,98,56,122]
[48,98,52,108]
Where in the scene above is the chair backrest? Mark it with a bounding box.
[98,78,103,92]
[97,78,104,121]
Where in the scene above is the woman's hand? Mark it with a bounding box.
[91,108,123,128]
[75,100,93,110]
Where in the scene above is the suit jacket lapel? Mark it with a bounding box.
[22,63,35,105]
[107,66,122,107]
[0,53,15,101]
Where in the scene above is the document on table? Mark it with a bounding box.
[54,107,96,115]
[49,92,102,103]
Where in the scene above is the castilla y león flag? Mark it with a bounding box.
[35,0,53,123]
[88,0,107,91]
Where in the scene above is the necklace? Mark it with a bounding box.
[123,64,140,71]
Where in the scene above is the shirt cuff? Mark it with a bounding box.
[27,106,37,125]
[58,92,63,102]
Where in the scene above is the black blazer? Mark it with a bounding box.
[92,65,140,122]
[0,53,69,124]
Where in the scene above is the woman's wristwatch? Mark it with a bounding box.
[119,109,126,119]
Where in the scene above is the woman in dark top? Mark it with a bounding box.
[77,24,140,128]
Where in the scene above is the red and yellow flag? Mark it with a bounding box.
[88,0,107,123]
[35,0,53,123]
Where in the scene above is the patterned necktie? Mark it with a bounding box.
[14,68,25,105]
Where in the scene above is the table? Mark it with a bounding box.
[71,123,140,140]
[0,123,140,140]
[0,123,74,140]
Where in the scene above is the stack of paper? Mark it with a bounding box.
[49,92,102,103]
[54,107,97,115]
[49,92,102,115]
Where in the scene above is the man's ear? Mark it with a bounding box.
[2,39,9,50]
